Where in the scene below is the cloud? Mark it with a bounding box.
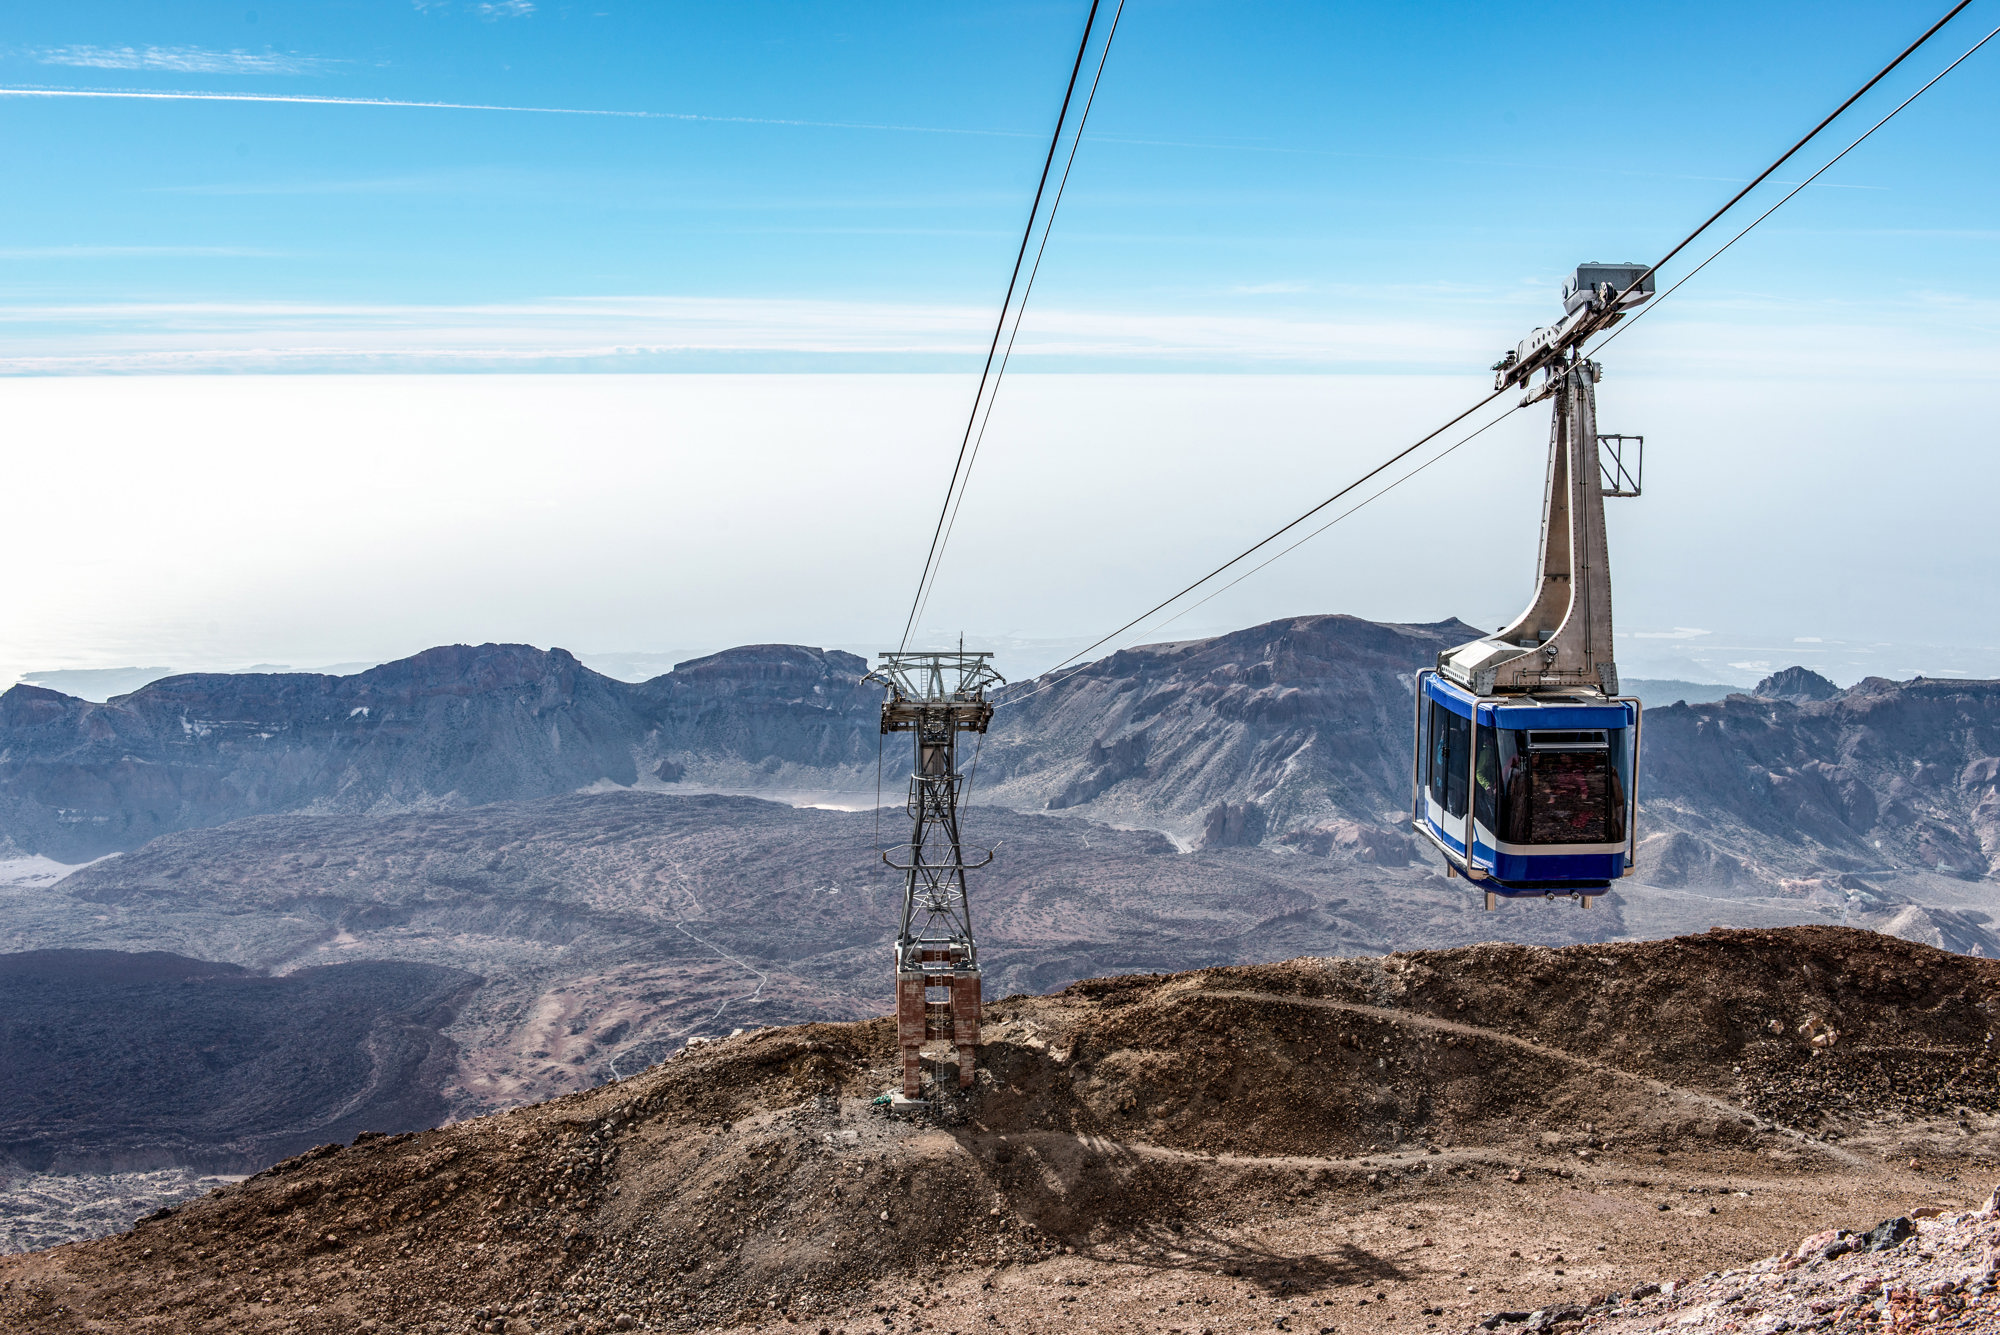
[0,245,283,259]
[33,45,329,75]
[0,294,1508,376]
[1631,627,1713,640]
[1,287,1997,378]
[0,86,648,117]
[415,0,537,15]
[0,86,1028,135]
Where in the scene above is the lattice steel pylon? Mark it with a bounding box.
[867,650,1004,1100]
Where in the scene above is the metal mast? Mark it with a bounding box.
[1439,264,1654,697]
[867,650,1004,1100]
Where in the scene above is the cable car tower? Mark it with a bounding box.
[1414,263,1653,909]
[867,650,1004,1101]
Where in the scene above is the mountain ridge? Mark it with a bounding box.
[3,617,1995,891]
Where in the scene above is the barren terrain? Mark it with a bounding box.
[7,793,1974,1142]
[6,926,2000,1334]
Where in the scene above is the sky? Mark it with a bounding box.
[1,1,1997,690]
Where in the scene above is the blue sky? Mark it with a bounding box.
[3,0,1997,370]
[1,2,1996,688]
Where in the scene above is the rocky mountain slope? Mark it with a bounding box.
[1587,1202,2000,1334]
[1637,671,2000,890]
[5,927,1999,1335]
[0,643,874,862]
[3,619,1995,895]
[974,614,1475,847]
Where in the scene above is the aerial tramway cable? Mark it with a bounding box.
[909,0,1129,646]
[1590,17,2000,360]
[997,0,1980,705]
[897,0,1116,655]
[1600,0,1973,314]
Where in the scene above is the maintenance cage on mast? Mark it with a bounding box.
[867,650,1004,1100]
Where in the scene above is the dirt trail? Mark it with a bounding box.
[4,926,1999,1335]
[1191,987,1880,1171]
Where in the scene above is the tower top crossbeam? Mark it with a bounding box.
[867,651,1004,708]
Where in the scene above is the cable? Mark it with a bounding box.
[995,400,1527,710]
[1605,0,1971,309]
[1002,2,1979,695]
[1148,405,1530,639]
[961,729,988,813]
[898,0,1106,655]
[1591,19,2000,359]
[909,0,1129,643]
[1026,384,1514,684]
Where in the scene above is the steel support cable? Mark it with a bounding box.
[1136,405,1530,642]
[908,0,1129,644]
[993,399,1527,710]
[1017,382,1515,685]
[996,4,1979,704]
[897,0,1106,655]
[1602,0,1972,311]
[1591,18,2000,360]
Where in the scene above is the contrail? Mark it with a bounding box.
[0,84,1030,136]
[0,85,650,116]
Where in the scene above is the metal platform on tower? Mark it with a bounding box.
[867,650,1004,1101]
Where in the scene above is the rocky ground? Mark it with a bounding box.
[6,926,2000,1334]
[1536,1198,2000,1332]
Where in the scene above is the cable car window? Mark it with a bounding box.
[1496,727,1626,845]
[1473,721,1498,831]
[1427,700,1470,820]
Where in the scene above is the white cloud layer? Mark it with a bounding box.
[0,290,1995,379]
[32,45,329,75]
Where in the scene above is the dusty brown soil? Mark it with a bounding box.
[5,925,2000,1335]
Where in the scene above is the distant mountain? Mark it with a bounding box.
[978,622,1999,886]
[976,614,1476,850]
[1639,675,2000,886]
[634,643,879,791]
[0,642,872,861]
[2,620,1994,892]
[1754,665,1840,704]
[1623,677,1738,707]
[12,668,175,702]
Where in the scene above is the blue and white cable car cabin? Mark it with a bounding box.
[1414,262,1653,909]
